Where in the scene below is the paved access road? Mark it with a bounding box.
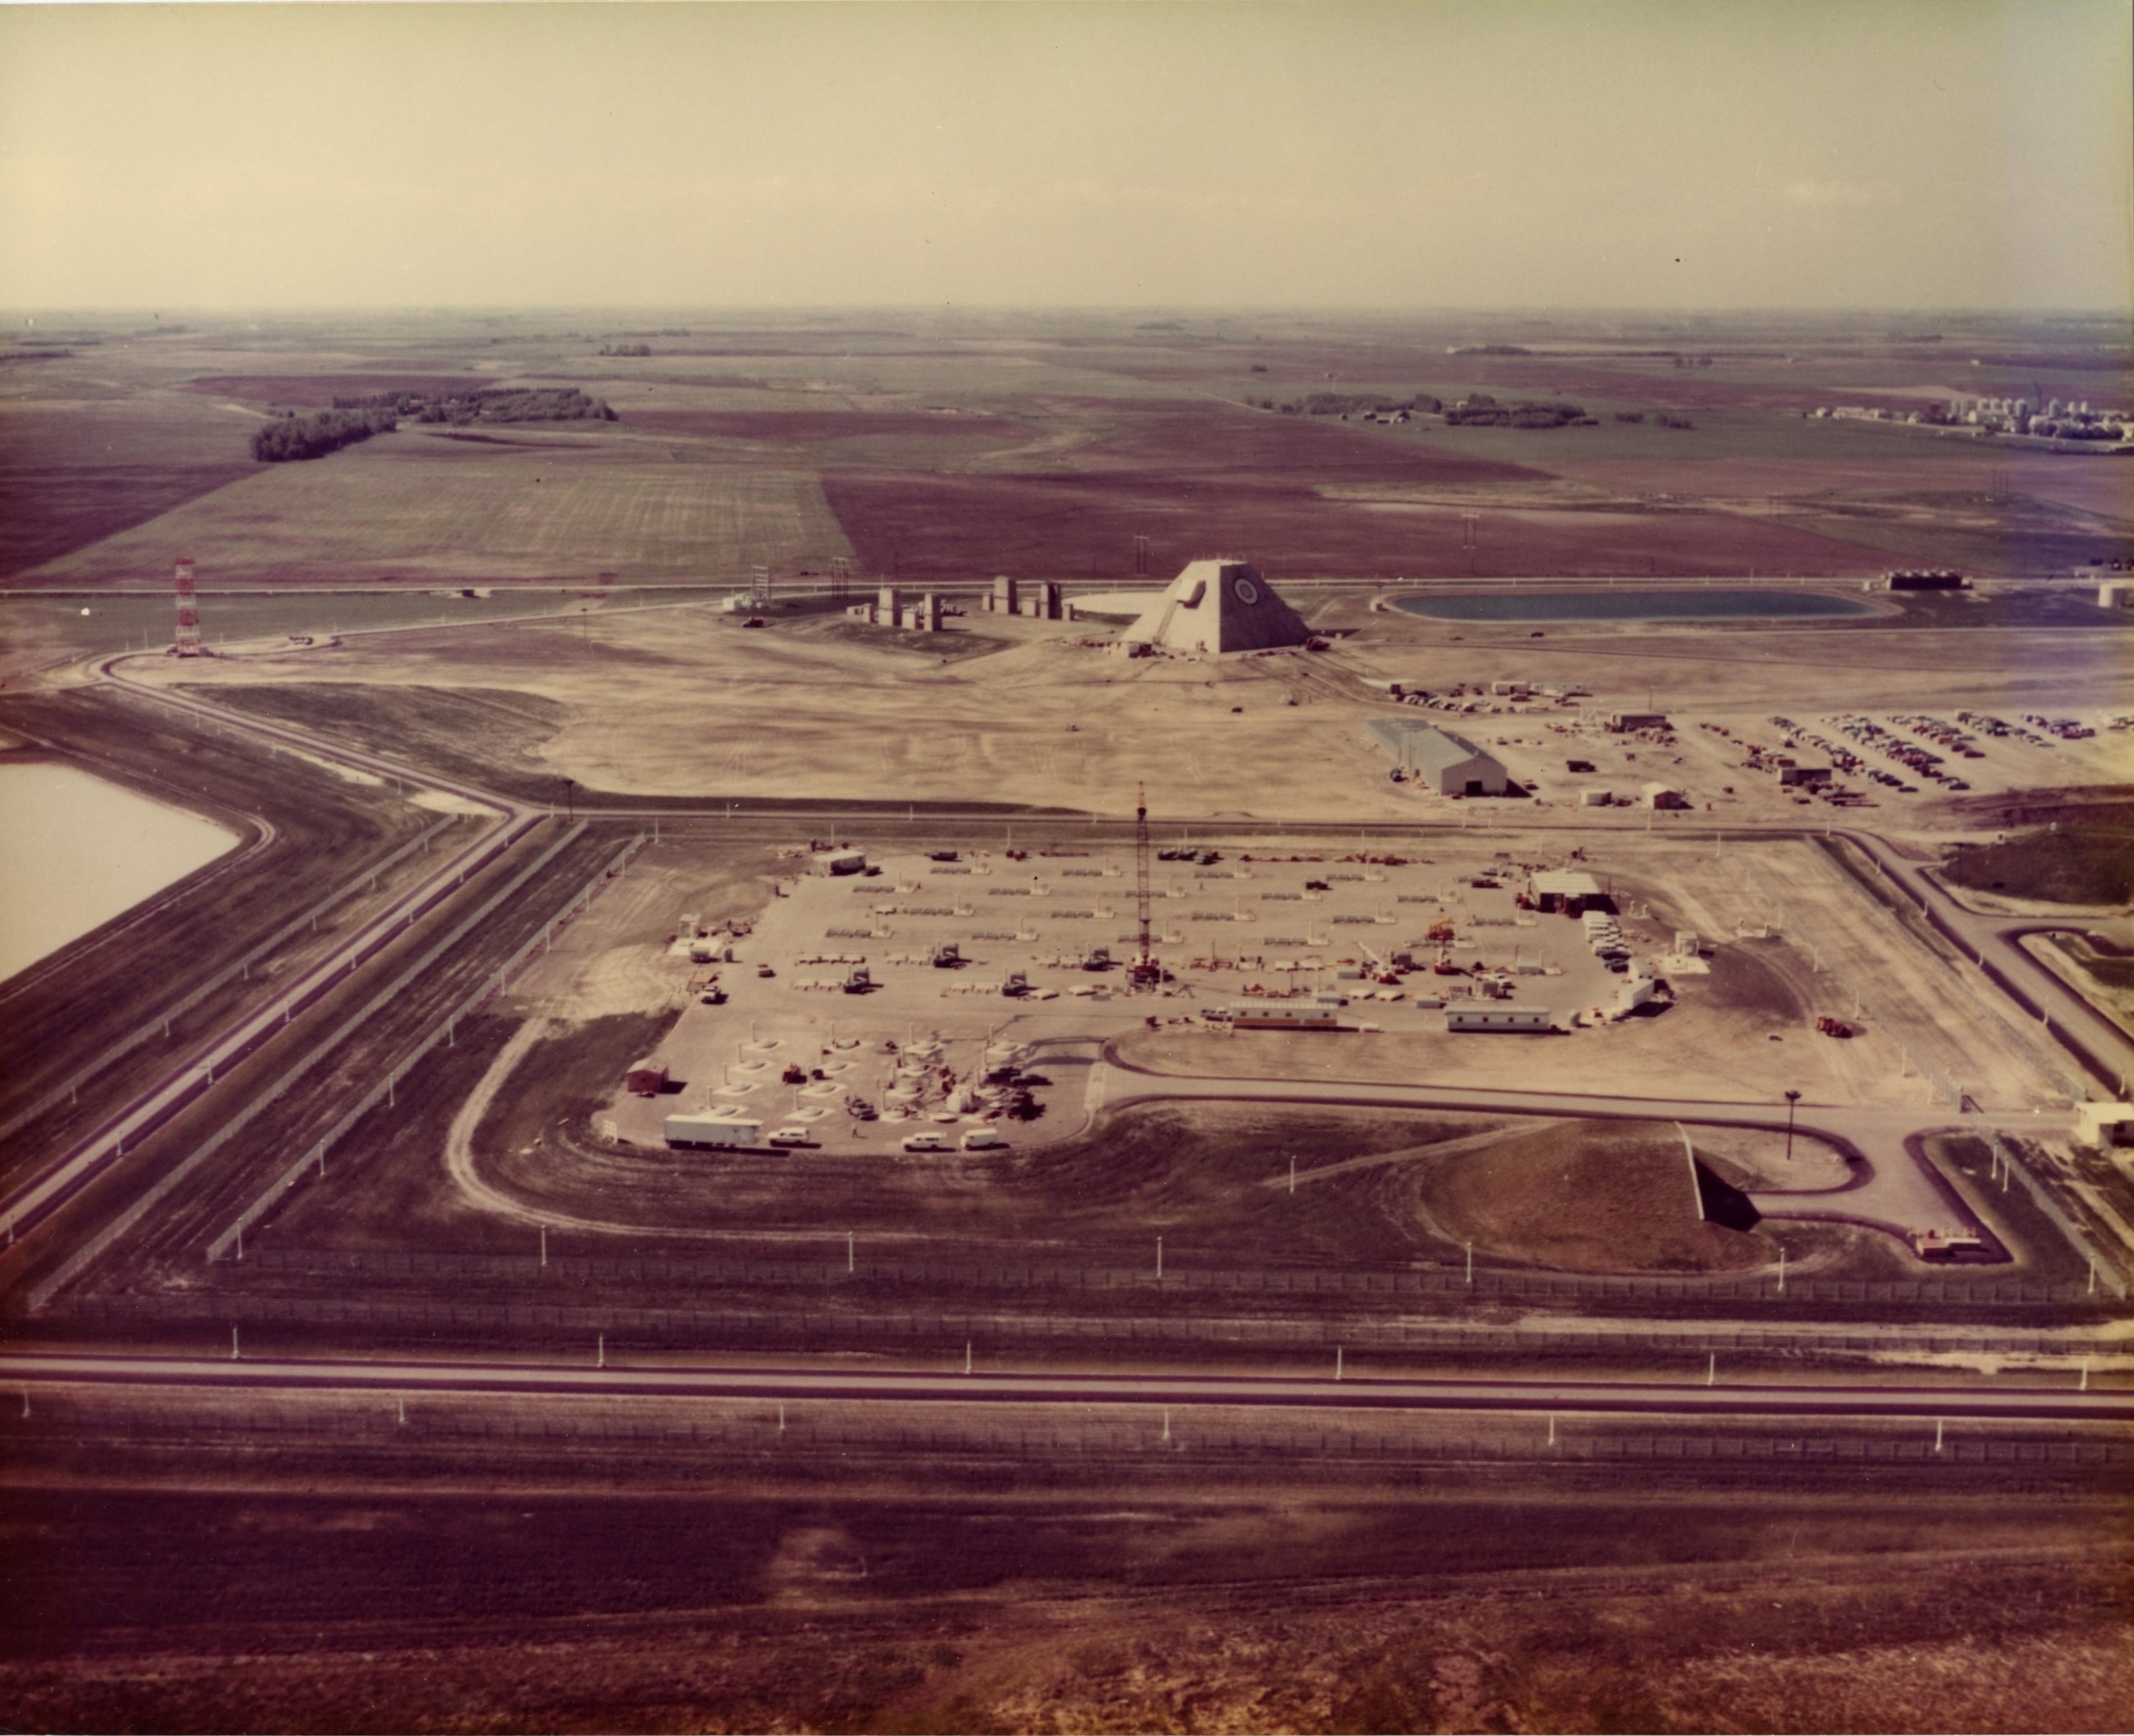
[1831,828,2134,1098]
[17,644,2110,1289]
[4,1350,2124,1423]
[0,657,538,1246]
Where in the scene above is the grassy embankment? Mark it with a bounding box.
[1944,824,2134,907]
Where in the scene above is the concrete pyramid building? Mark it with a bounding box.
[1119,559,1312,655]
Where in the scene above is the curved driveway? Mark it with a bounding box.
[1090,1050,2048,1247]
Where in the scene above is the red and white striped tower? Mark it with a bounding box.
[173,554,203,656]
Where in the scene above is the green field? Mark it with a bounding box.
[0,587,719,662]
[24,436,853,587]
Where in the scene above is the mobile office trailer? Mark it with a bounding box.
[664,1114,762,1149]
[1221,1003,1345,1031]
[1444,1005,1554,1033]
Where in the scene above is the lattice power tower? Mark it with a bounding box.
[172,554,204,657]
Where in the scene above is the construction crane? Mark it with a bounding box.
[1131,783,1161,987]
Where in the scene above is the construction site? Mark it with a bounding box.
[2,305,2132,1733]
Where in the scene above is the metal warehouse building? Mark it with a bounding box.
[1366,719,1510,796]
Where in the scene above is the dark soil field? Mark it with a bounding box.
[0,458,255,580]
[0,391,259,579]
[1,1471,2127,1734]
[822,468,1869,582]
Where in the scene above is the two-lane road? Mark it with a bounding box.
[0,657,540,1245]
[4,1350,2125,1423]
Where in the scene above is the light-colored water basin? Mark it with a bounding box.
[0,760,241,981]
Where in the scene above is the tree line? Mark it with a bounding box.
[329,386,617,424]
[1444,394,1595,429]
[252,406,396,463]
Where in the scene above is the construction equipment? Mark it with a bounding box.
[1815,1015,1853,1038]
[1130,783,1162,987]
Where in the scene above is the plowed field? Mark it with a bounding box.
[183,373,500,405]
[25,443,853,587]
[823,467,1870,580]
[625,409,1030,443]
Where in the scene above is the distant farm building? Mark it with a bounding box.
[1120,559,1312,655]
[1367,719,1511,796]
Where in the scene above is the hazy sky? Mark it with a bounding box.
[2,1,2128,311]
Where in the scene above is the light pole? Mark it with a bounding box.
[1783,1089,1802,1164]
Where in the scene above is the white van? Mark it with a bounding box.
[900,1131,949,1153]
[960,1126,1005,1151]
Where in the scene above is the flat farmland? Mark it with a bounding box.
[1542,451,2132,515]
[0,386,259,579]
[823,466,1871,580]
[23,437,854,587]
[816,394,1885,580]
[1043,399,1544,485]
[4,1471,2125,1736]
[182,373,502,407]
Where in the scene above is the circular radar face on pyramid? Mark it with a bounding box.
[1121,559,1310,655]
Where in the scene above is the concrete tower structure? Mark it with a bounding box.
[1119,559,1310,655]
[172,555,203,657]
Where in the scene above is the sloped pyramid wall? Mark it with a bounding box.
[1120,559,1312,654]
